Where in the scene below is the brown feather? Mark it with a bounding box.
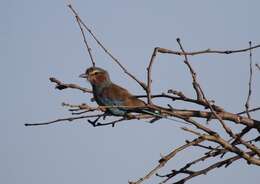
[102,83,145,107]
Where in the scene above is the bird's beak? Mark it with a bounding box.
[79,73,87,78]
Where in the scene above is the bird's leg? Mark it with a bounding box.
[88,112,110,126]
[88,116,102,126]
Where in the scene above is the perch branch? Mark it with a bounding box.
[25,114,104,126]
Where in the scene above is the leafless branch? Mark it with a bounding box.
[177,38,236,138]
[237,107,260,115]
[69,6,95,66]
[25,114,104,127]
[147,47,159,104]
[156,44,260,56]
[245,41,253,118]
[129,137,205,184]
[49,77,92,93]
[176,38,204,101]
[170,152,255,184]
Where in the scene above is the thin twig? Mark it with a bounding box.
[256,63,260,70]
[146,47,159,104]
[245,41,253,119]
[74,14,95,66]
[129,137,205,184]
[176,38,204,101]
[49,77,92,93]
[237,107,260,115]
[176,38,236,138]
[171,152,256,184]
[25,114,104,126]
[156,44,260,56]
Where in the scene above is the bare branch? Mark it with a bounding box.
[156,44,260,56]
[25,114,104,126]
[171,152,256,184]
[68,5,95,66]
[49,77,92,93]
[146,47,159,104]
[176,39,236,138]
[129,137,205,184]
[237,107,260,115]
[245,41,253,118]
[176,38,204,101]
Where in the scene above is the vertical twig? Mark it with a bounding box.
[245,41,253,119]
[176,38,236,138]
[68,4,95,67]
[176,38,204,101]
[147,47,159,104]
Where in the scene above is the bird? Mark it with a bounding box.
[79,67,159,118]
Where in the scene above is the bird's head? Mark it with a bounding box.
[79,67,111,86]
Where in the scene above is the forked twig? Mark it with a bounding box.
[129,137,205,184]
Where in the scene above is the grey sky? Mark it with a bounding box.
[1,0,260,184]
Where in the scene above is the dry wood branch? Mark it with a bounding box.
[176,38,204,101]
[129,137,205,184]
[157,128,259,183]
[71,9,95,66]
[146,47,159,104]
[49,77,92,93]
[156,44,260,56]
[176,39,236,138]
[137,91,224,111]
[170,152,256,184]
[245,41,253,119]
[25,114,103,126]
[183,128,260,165]
[202,134,260,165]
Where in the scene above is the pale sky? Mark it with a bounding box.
[2,0,260,184]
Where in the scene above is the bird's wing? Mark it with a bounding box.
[101,83,145,107]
